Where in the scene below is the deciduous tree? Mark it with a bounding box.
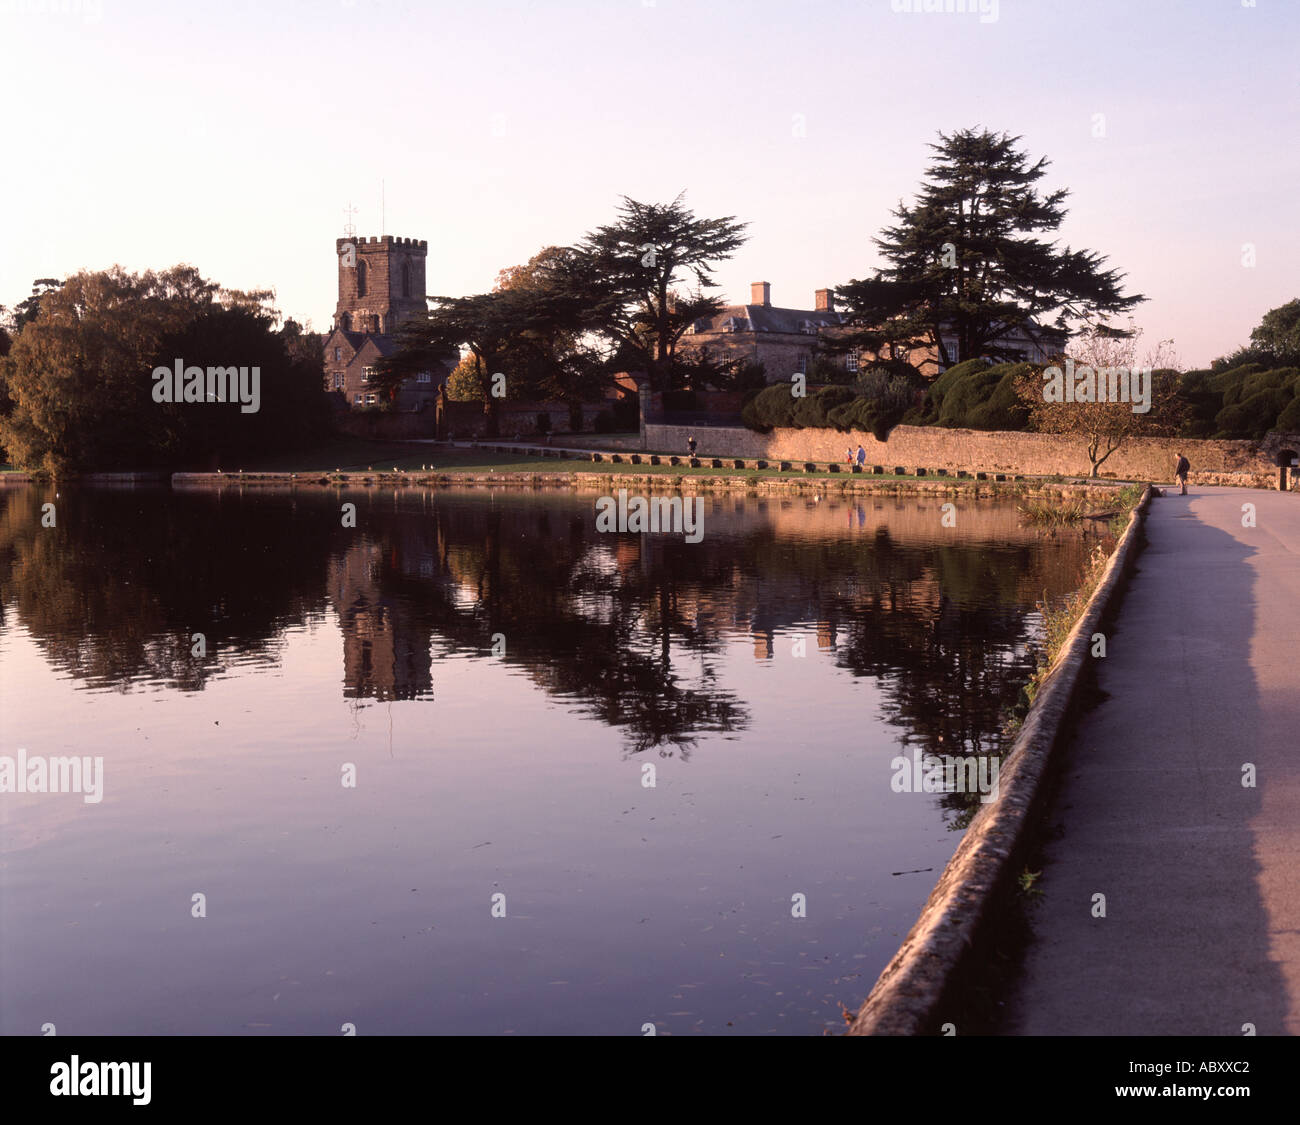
[1016,323,1181,477]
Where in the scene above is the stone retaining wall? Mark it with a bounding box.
[646,423,1292,484]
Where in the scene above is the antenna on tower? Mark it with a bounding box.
[381,180,385,236]
[342,202,358,238]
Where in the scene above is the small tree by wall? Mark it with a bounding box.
[1016,325,1183,477]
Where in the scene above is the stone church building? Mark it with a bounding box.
[321,234,454,411]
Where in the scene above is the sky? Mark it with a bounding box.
[2,0,1297,368]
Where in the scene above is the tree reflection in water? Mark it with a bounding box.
[0,485,1093,768]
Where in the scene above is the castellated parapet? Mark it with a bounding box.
[333,234,428,333]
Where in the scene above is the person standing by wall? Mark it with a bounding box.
[1174,452,1190,495]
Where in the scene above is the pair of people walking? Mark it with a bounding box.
[844,445,866,466]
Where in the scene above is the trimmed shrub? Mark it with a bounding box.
[964,365,1033,431]
[792,385,856,428]
[1211,363,1265,403]
[741,383,800,431]
[917,358,992,424]
[1276,395,1300,432]
[1215,387,1292,440]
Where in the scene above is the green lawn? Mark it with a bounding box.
[236,439,938,483]
[239,438,532,473]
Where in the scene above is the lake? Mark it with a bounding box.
[0,483,1097,1035]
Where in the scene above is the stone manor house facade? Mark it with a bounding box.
[676,280,1067,382]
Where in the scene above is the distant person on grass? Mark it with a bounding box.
[1174,453,1190,495]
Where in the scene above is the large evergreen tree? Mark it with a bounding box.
[836,128,1144,368]
[571,193,748,392]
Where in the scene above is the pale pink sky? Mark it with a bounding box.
[2,0,1297,368]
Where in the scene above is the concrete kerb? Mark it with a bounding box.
[846,483,1155,1037]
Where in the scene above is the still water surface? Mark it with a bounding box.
[0,484,1097,1034]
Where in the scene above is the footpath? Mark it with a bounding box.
[1003,486,1300,1035]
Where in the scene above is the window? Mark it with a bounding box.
[365,393,377,404]
[416,372,431,384]
[402,261,412,298]
[357,260,368,297]
[845,351,859,373]
[796,354,808,374]
[334,347,342,362]
[362,366,375,384]
[332,372,344,390]
[354,394,363,404]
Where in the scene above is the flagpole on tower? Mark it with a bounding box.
[381,180,385,237]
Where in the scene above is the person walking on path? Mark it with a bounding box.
[1174,452,1190,495]
[856,445,867,467]
[687,435,697,458]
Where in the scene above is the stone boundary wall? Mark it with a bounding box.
[442,401,610,439]
[646,423,1287,483]
[847,485,1154,1036]
[333,410,437,441]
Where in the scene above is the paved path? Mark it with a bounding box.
[1003,485,1300,1035]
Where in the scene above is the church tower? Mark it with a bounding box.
[333,235,428,335]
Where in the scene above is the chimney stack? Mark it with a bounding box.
[815,288,835,312]
[751,281,771,307]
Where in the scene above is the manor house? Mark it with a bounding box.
[677,281,1067,381]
